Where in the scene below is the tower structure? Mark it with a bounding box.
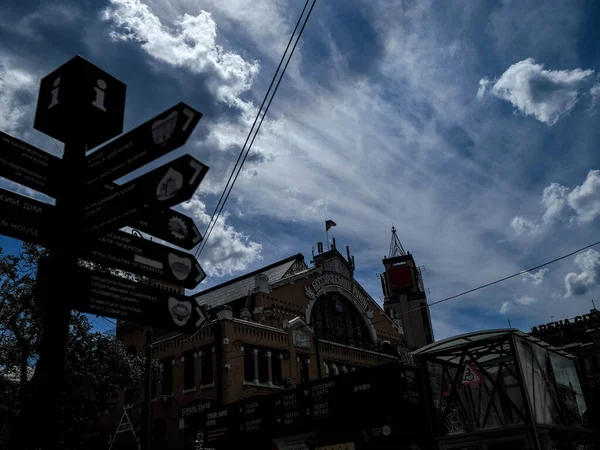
[379,227,434,348]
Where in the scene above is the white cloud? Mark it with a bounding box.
[564,249,600,297]
[477,77,491,101]
[479,58,599,125]
[0,60,35,135]
[513,171,600,233]
[521,268,549,285]
[103,0,260,111]
[567,170,600,224]
[510,216,540,236]
[515,295,538,306]
[499,301,512,314]
[182,195,262,279]
[541,183,569,225]
[500,296,538,314]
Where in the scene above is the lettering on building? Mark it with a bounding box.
[531,311,600,334]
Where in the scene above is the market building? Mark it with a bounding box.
[104,230,434,448]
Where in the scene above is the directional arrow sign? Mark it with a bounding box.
[72,267,207,332]
[81,230,206,289]
[85,102,202,188]
[0,187,54,246]
[91,180,203,249]
[133,208,202,250]
[0,131,61,197]
[84,154,208,236]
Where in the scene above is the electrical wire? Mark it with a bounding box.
[195,0,317,259]
[195,0,312,258]
[400,238,600,319]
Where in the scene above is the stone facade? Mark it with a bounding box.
[102,248,426,447]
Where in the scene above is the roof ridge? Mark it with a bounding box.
[195,253,304,297]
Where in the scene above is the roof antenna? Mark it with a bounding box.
[592,299,597,311]
[507,318,512,329]
[389,226,406,257]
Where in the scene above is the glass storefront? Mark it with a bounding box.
[413,329,593,450]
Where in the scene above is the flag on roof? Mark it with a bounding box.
[325,220,336,231]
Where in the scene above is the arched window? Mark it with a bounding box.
[310,292,372,348]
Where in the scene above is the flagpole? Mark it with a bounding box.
[326,223,330,250]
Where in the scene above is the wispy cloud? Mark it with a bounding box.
[500,295,538,314]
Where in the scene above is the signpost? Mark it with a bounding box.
[0,187,54,246]
[72,267,206,332]
[0,54,210,449]
[85,154,208,235]
[134,208,203,250]
[85,102,201,188]
[82,230,206,289]
[0,131,61,196]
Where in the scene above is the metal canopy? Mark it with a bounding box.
[412,329,576,361]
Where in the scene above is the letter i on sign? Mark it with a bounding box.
[92,79,107,111]
[48,77,60,109]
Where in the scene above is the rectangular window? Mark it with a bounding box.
[298,356,310,385]
[244,348,255,382]
[161,357,173,395]
[183,350,195,390]
[258,350,269,383]
[272,353,283,386]
[201,347,214,384]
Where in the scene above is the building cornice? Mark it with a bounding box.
[232,318,287,334]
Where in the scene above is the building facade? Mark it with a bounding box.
[106,238,433,448]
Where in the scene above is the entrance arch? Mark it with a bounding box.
[308,287,377,346]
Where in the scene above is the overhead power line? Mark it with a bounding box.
[195,0,317,259]
[399,239,600,319]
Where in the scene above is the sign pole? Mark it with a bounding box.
[27,140,86,448]
[0,55,209,447]
[142,326,153,450]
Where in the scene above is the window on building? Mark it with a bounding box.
[258,350,269,383]
[201,347,214,385]
[298,355,310,385]
[183,350,195,390]
[311,293,372,348]
[244,347,256,382]
[272,352,283,386]
[161,357,173,395]
[244,346,282,385]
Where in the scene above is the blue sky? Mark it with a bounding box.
[2,0,600,339]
